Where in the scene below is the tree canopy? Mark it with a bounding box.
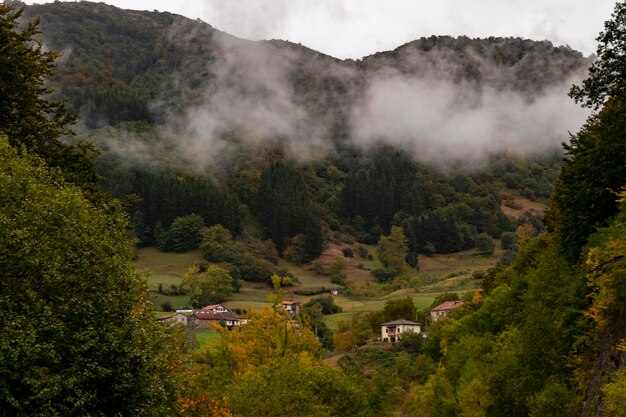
[570,1,626,109]
[0,137,181,416]
[183,265,235,307]
[0,4,97,189]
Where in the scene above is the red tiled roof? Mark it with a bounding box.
[431,301,464,312]
[193,311,243,321]
[157,313,175,320]
[200,304,226,311]
[381,319,422,326]
[282,300,299,305]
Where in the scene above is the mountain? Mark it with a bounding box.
[23,2,589,131]
[16,1,593,263]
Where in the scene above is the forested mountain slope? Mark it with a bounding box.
[17,1,593,267]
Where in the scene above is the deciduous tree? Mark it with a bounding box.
[183,265,234,307]
[377,226,409,275]
[0,137,182,416]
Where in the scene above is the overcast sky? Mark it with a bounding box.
[24,1,616,59]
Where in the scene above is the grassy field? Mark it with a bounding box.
[321,291,444,330]
[134,247,204,276]
[145,274,183,291]
[148,293,192,311]
[195,329,221,349]
[135,247,204,311]
[359,244,384,271]
[135,243,497,314]
[278,259,332,288]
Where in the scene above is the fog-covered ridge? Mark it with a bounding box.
[24,1,591,169]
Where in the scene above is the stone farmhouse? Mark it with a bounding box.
[380,319,422,343]
[430,301,465,322]
[192,304,247,330]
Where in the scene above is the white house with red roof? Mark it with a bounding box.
[281,300,301,316]
[192,304,247,330]
[199,304,229,314]
[430,300,465,322]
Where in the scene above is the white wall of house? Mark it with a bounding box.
[381,323,421,342]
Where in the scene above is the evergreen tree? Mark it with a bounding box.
[257,162,320,253]
[0,4,98,189]
[570,1,626,109]
[547,98,626,260]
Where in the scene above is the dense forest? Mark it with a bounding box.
[15,0,590,267]
[2,0,626,416]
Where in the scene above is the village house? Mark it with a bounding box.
[380,319,422,343]
[192,304,247,330]
[199,304,229,314]
[281,300,301,316]
[430,300,465,322]
[156,312,188,326]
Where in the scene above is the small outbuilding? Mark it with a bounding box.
[157,312,189,327]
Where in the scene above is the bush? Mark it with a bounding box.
[500,231,518,251]
[430,293,460,309]
[304,296,343,314]
[500,249,518,265]
[342,247,354,257]
[475,233,496,256]
[371,268,397,283]
[283,234,308,264]
[234,253,278,283]
[399,332,424,353]
[160,302,174,312]
[422,242,436,256]
[331,274,346,286]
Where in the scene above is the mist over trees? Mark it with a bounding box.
[9,1,591,262]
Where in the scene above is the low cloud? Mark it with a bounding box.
[160,32,343,171]
[350,73,590,167]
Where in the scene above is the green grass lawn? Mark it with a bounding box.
[278,259,332,288]
[135,243,490,317]
[228,285,272,303]
[145,274,183,291]
[195,329,221,349]
[134,247,204,276]
[134,247,205,311]
[322,312,352,330]
[360,244,384,270]
[321,291,448,330]
[148,293,192,311]
[224,300,273,311]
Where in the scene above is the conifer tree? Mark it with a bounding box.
[0,4,98,189]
